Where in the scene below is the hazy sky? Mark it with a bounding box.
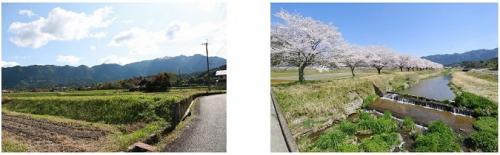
[2,2,226,67]
[271,3,498,57]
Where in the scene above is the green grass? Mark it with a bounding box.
[309,111,401,152]
[111,121,167,150]
[2,140,29,152]
[453,92,497,117]
[470,117,498,152]
[3,89,206,124]
[414,121,461,152]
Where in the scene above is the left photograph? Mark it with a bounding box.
[1,2,226,152]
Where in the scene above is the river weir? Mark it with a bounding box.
[369,75,476,135]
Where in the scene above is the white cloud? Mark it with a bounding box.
[99,55,137,65]
[19,9,37,18]
[2,61,20,67]
[56,55,80,65]
[90,32,107,39]
[108,20,225,58]
[9,7,114,48]
[108,27,166,55]
[90,45,97,51]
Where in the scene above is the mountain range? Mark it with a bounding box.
[422,48,498,65]
[2,54,226,89]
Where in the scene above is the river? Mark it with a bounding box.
[402,75,455,101]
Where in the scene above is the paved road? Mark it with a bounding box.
[271,99,289,152]
[164,94,226,152]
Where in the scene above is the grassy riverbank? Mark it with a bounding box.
[450,71,498,103]
[448,70,498,152]
[271,69,443,151]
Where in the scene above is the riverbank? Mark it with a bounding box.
[450,71,498,103]
[271,69,444,151]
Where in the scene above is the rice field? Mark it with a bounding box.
[1,88,209,152]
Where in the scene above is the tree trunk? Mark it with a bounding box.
[377,68,381,74]
[350,66,356,77]
[298,63,306,82]
[400,67,403,72]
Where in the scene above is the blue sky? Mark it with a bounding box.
[271,3,498,57]
[2,2,226,67]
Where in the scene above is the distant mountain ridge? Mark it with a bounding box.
[422,48,498,65]
[2,54,226,89]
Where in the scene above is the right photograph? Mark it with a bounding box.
[270,3,498,153]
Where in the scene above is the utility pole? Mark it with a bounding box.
[202,40,211,91]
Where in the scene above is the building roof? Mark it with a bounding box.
[215,70,226,76]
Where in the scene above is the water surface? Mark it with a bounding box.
[403,75,455,100]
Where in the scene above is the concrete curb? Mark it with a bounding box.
[271,90,299,152]
[181,98,199,121]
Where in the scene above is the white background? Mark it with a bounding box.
[1,0,499,154]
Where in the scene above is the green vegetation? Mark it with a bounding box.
[312,130,348,151]
[2,88,212,151]
[358,111,398,134]
[447,57,498,70]
[3,94,185,124]
[360,133,399,152]
[453,92,497,117]
[112,121,167,150]
[414,121,461,152]
[2,140,28,152]
[469,117,498,152]
[310,111,401,152]
[402,117,416,132]
[362,95,378,108]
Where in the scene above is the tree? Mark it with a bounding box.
[271,10,343,82]
[331,44,368,77]
[396,55,410,72]
[366,46,396,74]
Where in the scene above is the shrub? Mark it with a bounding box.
[339,121,357,135]
[358,112,397,134]
[473,117,498,133]
[313,130,347,151]
[470,130,497,152]
[454,92,497,116]
[414,121,461,152]
[361,133,399,152]
[359,111,374,121]
[402,117,416,132]
[362,95,378,108]
[336,143,359,152]
[470,117,498,152]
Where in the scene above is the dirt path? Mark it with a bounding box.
[163,94,226,152]
[2,113,109,152]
